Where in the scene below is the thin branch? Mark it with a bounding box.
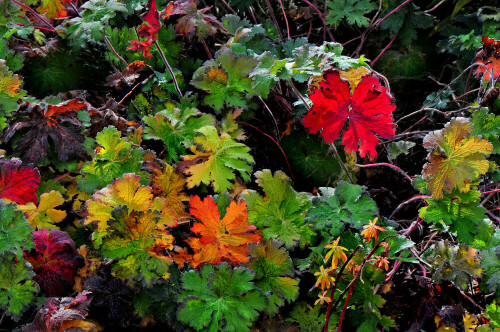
[11,0,55,31]
[104,35,128,67]
[371,32,398,66]
[241,122,295,186]
[390,195,430,219]
[336,284,354,332]
[355,162,412,182]
[301,0,335,42]
[373,0,411,29]
[154,40,182,98]
[277,0,290,39]
[264,0,284,41]
[331,143,355,184]
[220,0,237,15]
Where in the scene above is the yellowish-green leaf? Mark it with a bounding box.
[178,126,254,193]
[422,118,493,199]
[17,191,66,230]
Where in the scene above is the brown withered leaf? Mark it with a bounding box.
[2,99,88,164]
[105,61,146,90]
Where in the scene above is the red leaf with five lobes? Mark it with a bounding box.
[23,229,84,297]
[0,158,40,204]
[474,36,500,81]
[187,196,261,267]
[127,0,161,59]
[303,70,396,160]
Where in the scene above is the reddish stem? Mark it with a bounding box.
[240,122,294,186]
[277,0,290,39]
[480,188,500,195]
[371,32,398,66]
[374,0,411,29]
[301,0,335,42]
[355,162,412,182]
[390,195,430,219]
[11,0,55,31]
[10,22,56,32]
[336,284,354,332]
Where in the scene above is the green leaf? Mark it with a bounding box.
[419,189,487,244]
[380,0,434,46]
[242,169,314,248]
[387,140,416,161]
[471,107,500,154]
[247,241,299,314]
[67,0,127,45]
[484,301,500,328]
[78,126,147,193]
[191,48,259,112]
[428,241,482,291]
[306,181,378,237]
[0,59,26,131]
[0,201,34,257]
[178,263,266,331]
[281,134,341,187]
[286,302,338,332]
[480,245,500,295]
[326,0,377,28]
[178,126,254,193]
[249,52,291,98]
[143,107,215,163]
[0,252,38,321]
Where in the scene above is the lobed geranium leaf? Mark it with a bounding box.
[17,190,66,230]
[306,181,378,236]
[187,195,260,267]
[143,107,215,163]
[0,59,26,130]
[67,0,127,45]
[419,189,487,244]
[36,0,71,19]
[0,252,38,321]
[0,158,40,205]
[146,160,189,218]
[1,99,88,164]
[178,263,266,331]
[83,174,176,285]
[177,126,254,193]
[191,48,259,112]
[326,0,377,28]
[241,169,314,249]
[165,0,220,41]
[0,201,33,257]
[480,244,500,295]
[23,229,84,297]
[422,117,493,199]
[78,126,146,194]
[247,240,299,314]
[22,291,95,332]
[303,70,395,160]
[428,241,482,291]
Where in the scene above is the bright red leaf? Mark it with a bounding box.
[474,36,500,81]
[24,229,84,297]
[303,70,396,160]
[0,158,40,205]
[127,0,161,59]
[187,195,260,267]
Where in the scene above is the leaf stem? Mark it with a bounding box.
[371,32,398,66]
[355,162,412,182]
[301,0,335,41]
[336,283,354,332]
[389,195,430,219]
[104,35,128,67]
[330,143,354,184]
[154,40,183,98]
[277,0,290,39]
[323,246,361,332]
[11,0,55,31]
[264,0,284,41]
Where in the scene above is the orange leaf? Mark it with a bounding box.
[37,0,72,19]
[187,196,260,267]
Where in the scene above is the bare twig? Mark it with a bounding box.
[390,195,430,219]
[154,40,182,97]
[355,162,412,182]
[301,0,335,42]
[277,0,290,39]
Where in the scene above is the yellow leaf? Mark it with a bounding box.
[17,190,66,230]
[340,67,371,92]
[423,118,493,199]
